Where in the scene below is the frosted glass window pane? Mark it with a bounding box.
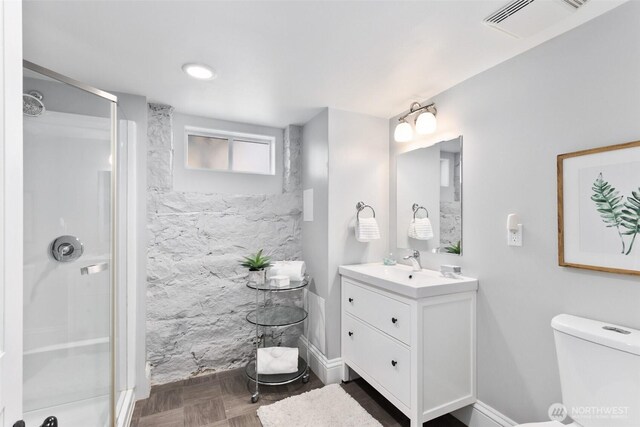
[233,140,271,174]
[187,135,229,170]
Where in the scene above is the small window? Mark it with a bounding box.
[185,127,275,175]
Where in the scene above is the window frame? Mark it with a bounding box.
[184,126,276,176]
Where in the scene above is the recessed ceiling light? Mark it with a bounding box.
[182,63,217,80]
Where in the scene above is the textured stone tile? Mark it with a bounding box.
[183,381,223,403]
[184,398,226,427]
[183,372,218,385]
[142,388,184,416]
[220,375,251,399]
[227,413,262,427]
[137,408,185,427]
[132,399,146,420]
[146,104,303,386]
[221,395,261,420]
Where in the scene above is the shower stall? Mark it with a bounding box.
[21,61,136,427]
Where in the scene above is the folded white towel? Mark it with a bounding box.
[267,261,306,282]
[257,347,299,375]
[356,217,381,242]
[408,217,434,240]
[268,275,291,288]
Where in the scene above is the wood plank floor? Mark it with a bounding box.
[131,368,466,427]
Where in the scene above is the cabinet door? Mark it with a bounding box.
[343,314,411,407]
[343,279,411,345]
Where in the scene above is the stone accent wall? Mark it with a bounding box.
[440,201,461,247]
[146,103,303,384]
[440,152,461,248]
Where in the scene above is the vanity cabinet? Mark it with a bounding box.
[340,267,477,427]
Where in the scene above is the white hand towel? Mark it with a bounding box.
[408,218,434,240]
[257,347,299,375]
[356,217,381,242]
[268,275,291,288]
[267,261,306,282]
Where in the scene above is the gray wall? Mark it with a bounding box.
[146,104,303,384]
[389,3,640,423]
[302,107,389,360]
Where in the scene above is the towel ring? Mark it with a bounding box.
[412,203,429,219]
[356,201,376,220]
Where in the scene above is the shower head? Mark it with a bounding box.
[23,90,45,117]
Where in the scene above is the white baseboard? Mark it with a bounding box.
[135,361,152,400]
[298,336,343,385]
[117,389,136,427]
[452,400,518,427]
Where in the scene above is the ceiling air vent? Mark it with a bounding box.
[484,0,589,38]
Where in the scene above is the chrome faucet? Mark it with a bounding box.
[403,250,422,271]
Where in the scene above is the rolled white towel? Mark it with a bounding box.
[257,347,299,375]
[267,261,306,282]
[408,218,434,240]
[356,217,380,242]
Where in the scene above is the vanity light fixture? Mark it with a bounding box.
[182,63,217,80]
[393,119,413,143]
[394,101,438,142]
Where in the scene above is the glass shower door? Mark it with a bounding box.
[22,63,118,427]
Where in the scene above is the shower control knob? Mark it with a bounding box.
[391,317,398,324]
[50,235,83,262]
[348,298,353,303]
[348,331,353,336]
[391,360,397,367]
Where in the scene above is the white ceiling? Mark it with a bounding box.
[23,0,626,128]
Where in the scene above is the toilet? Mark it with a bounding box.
[518,314,640,427]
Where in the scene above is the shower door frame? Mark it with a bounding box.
[22,60,121,427]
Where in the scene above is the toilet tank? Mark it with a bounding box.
[552,314,640,427]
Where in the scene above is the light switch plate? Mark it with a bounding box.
[508,224,523,247]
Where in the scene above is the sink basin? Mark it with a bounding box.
[338,263,478,298]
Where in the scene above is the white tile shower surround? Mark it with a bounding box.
[146,104,304,384]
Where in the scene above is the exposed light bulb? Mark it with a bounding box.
[182,63,217,80]
[415,111,437,134]
[394,120,413,142]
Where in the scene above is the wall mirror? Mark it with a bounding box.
[396,136,462,255]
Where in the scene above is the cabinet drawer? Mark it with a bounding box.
[343,279,410,345]
[343,313,411,407]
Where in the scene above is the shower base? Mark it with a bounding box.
[23,390,135,427]
[24,395,109,427]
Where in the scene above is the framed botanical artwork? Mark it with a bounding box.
[558,140,640,276]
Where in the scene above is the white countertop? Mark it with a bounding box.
[339,262,478,299]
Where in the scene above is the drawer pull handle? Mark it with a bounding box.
[391,360,397,367]
[348,298,354,303]
[391,317,398,324]
[348,331,353,337]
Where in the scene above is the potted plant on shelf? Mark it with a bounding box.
[241,249,272,286]
[444,241,461,255]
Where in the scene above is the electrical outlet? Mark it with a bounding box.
[507,224,523,247]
